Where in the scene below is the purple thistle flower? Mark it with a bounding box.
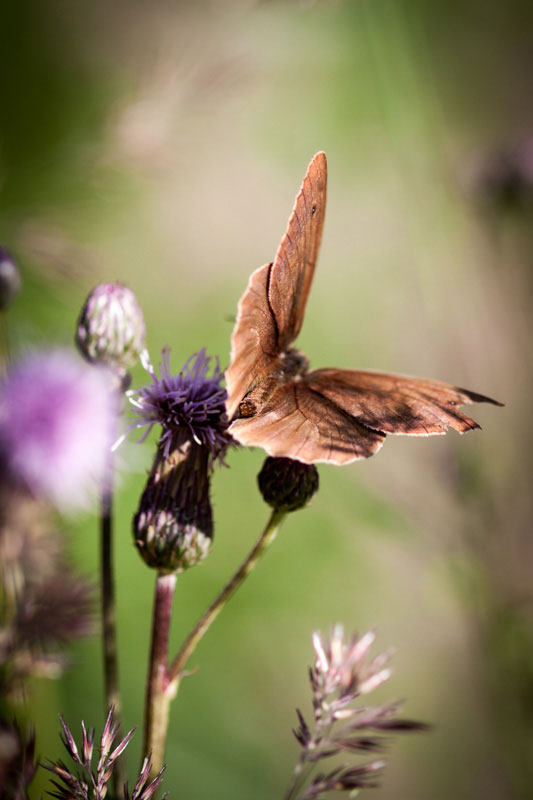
[130,348,233,572]
[0,350,117,511]
[128,347,231,464]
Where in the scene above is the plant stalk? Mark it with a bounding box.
[100,445,126,796]
[143,571,178,780]
[168,509,286,687]
[142,509,286,783]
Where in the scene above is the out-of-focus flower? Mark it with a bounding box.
[0,717,36,799]
[0,247,22,311]
[0,484,95,700]
[285,626,429,799]
[258,457,319,512]
[130,348,232,572]
[76,282,147,385]
[0,350,117,511]
[41,709,166,800]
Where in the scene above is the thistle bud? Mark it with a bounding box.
[258,457,319,512]
[0,247,22,310]
[75,282,146,378]
[133,443,213,572]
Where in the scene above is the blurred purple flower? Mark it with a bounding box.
[0,350,117,511]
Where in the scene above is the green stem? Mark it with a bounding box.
[100,446,126,797]
[167,509,286,688]
[143,571,177,780]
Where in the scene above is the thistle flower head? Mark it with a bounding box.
[129,347,231,463]
[0,349,117,511]
[130,348,232,572]
[76,282,147,380]
[0,247,22,310]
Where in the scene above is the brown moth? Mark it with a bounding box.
[225,152,502,465]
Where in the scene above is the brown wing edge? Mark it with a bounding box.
[305,368,503,438]
[456,387,504,407]
[268,151,328,350]
[225,262,278,421]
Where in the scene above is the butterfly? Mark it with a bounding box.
[225,152,502,465]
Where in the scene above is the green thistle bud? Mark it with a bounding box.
[258,457,319,512]
[133,443,213,573]
[75,282,146,377]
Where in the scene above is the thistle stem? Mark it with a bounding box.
[143,572,177,780]
[142,509,286,783]
[168,509,286,687]
[100,446,126,796]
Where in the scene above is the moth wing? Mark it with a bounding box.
[304,369,503,436]
[268,151,327,351]
[225,152,327,420]
[229,380,386,465]
[225,263,279,420]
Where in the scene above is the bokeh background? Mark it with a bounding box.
[2,1,532,798]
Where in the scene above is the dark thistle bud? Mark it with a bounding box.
[130,349,232,573]
[133,442,213,572]
[0,247,22,311]
[258,457,319,512]
[75,282,146,381]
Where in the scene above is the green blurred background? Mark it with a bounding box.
[2,0,532,797]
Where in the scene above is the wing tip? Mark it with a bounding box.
[311,150,327,166]
[456,386,504,407]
